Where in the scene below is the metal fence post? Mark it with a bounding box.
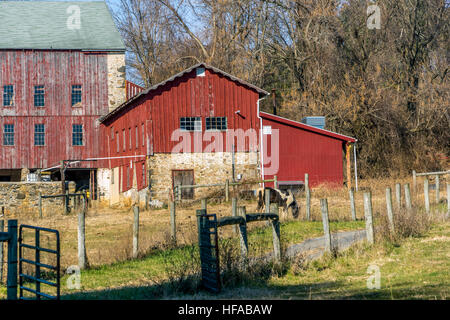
[363,192,375,244]
[270,216,281,262]
[386,188,395,233]
[412,170,417,194]
[133,206,139,259]
[305,173,311,221]
[320,199,332,253]
[201,198,207,210]
[349,188,356,221]
[7,219,18,300]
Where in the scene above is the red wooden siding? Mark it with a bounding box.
[126,81,144,100]
[0,50,109,169]
[261,113,355,188]
[101,68,261,171]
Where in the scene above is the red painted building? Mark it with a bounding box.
[98,63,357,204]
[0,1,126,187]
[99,64,268,202]
[260,112,356,188]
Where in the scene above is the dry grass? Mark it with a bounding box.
[0,175,446,282]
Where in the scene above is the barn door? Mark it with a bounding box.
[172,170,194,199]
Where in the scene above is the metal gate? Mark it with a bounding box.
[18,225,60,300]
[196,210,220,293]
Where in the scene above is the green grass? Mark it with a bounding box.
[183,222,450,300]
[0,219,364,300]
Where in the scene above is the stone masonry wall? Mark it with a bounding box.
[147,152,260,203]
[0,181,75,217]
[107,53,126,112]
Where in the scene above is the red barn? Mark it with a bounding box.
[0,1,126,192]
[98,63,268,204]
[259,112,356,189]
[98,63,357,205]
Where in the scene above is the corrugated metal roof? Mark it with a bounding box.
[260,112,356,143]
[99,63,270,123]
[0,1,125,51]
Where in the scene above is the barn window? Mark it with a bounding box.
[206,117,227,131]
[72,124,83,146]
[129,127,132,149]
[71,85,82,106]
[3,85,14,106]
[127,166,130,188]
[122,129,126,151]
[116,132,119,153]
[180,117,201,131]
[34,124,45,146]
[34,85,45,107]
[142,162,146,186]
[3,124,14,146]
[135,126,139,148]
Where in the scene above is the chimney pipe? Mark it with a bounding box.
[272,88,277,115]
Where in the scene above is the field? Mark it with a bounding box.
[0,176,448,299]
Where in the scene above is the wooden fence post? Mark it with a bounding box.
[133,206,139,259]
[6,220,18,300]
[238,206,248,267]
[265,188,271,227]
[169,199,176,245]
[38,192,43,219]
[435,175,440,204]
[386,188,395,233]
[305,173,311,221]
[0,219,3,284]
[270,216,281,262]
[201,198,207,210]
[78,208,87,269]
[363,192,375,244]
[446,183,450,218]
[424,179,430,214]
[225,179,229,202]
[395,183,402,211]
[232,197,237,234]
[412,170,417,194]
[404,183,412,210]
[320,199,332,253]
[349,188,356,221]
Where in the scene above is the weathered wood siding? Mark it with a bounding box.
[0,50,109,169]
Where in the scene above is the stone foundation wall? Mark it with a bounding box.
[0,181,74,217]
[148,152,260,202]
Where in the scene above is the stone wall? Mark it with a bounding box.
[147,152,260,202]
[0,181,74,217]
[107,53,126,112]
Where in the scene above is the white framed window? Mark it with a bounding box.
[180,117,201,131]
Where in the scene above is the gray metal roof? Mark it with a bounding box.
[0,1,125,51]
[99,63,270,123]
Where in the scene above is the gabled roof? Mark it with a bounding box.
[259,112,356,143]
[99,63,269,123]
[0,1,125,51]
